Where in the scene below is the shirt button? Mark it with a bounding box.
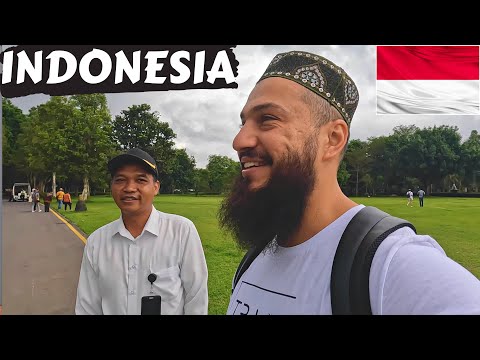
[130,290,135,295]
[132,265,136,270]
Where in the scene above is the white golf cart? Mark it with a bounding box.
[12,183,32,202]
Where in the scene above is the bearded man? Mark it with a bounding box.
[219,50,480,315]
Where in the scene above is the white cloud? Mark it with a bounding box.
[4,45,480,167]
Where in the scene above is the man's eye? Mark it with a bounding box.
[261,114,276,122]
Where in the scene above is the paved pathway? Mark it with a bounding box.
[2,200,85,314]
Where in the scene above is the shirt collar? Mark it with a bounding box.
[143,205,160,237]
[115,205,160,240]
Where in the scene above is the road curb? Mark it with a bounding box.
[50,208,88,244]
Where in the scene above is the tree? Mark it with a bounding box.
[2,98,28,188]
[367,136,388,194]
[165,148,196,193]
[112,103,176,152]
[18,96,74,191]
[68,94,116,200]
[193,168,210,194]
[361,173,373,195]
[2,99,26,165]
[383,125,420,193]
[2,125,9,163]
[443,173,461,192]
[112,104,178,191]
[344,140,371,196]
[337,160,350,188]
[206,155,240,193]
[415,125,462,193]
[461,130,480,192]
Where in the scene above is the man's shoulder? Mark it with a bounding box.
[156,210,195,226]
[379,226,443,259]
[87,219,121,244]
[344,205,417,242]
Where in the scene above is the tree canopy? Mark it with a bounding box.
[3,98,479,197]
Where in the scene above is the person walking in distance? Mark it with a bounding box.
[406,189,414,207]
[63,191,72,210]
[417,188,425,207]
[44,192,53,212]
[56,188,65,210]
[31,188,42,212]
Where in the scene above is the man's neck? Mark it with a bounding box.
[286,181,358,247]
[122,206,153,239]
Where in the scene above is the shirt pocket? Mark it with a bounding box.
[149,265,182,301]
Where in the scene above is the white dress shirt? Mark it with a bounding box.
[75,205,208,315]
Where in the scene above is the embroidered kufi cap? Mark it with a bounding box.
[258,51,359,125]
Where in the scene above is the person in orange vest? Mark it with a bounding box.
[63,191,72,210]
[56,188,65,210]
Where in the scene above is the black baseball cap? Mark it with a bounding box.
[108,148,159,179]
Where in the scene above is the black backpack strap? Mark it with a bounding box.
[331,206,416,315]
[232,245,264,293]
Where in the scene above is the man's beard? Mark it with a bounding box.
[218,138,317,251]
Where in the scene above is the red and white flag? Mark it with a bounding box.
[377,46,479,115]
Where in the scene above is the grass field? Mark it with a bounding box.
[59,195,480,314]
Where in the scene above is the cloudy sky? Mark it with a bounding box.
[3,45,480,168]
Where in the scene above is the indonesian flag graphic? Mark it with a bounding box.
[377,46,479,115]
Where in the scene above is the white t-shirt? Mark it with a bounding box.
[75,206,208,315]
[227,205,480,315]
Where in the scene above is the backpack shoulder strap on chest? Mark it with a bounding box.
[330,206,416,315]
[232,245,264,293]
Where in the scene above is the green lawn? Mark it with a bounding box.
[59,195,480,314]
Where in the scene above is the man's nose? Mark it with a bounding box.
[123,179,137,192]
[233,122,258,153]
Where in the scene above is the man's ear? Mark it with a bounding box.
[323,119,349,161]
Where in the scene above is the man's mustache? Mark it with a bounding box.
[238,149,273,163]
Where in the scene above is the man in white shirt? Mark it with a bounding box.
[406,189,414,207]
[75,148,208,315]
[219,50,480,315]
